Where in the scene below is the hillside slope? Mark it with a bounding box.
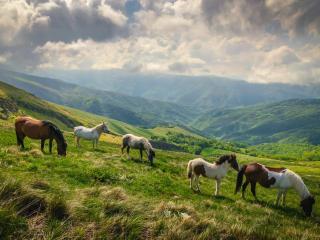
[193,99,320,145]
[0,81,204,143]
[0,118,319,239]
[0,69,198,127]
[43,69,320,109]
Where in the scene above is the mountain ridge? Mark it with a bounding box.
[193,98,320,145]
[39,69,320,109]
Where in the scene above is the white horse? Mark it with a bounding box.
[74,122,109,148]
[121,134,155,165]
[187,154,239,196]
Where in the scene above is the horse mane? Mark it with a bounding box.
[42,121,65,143]
[286,169,311,199]
[215,154,234,165]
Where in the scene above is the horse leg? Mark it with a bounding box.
[76,137,80,148]
[215,179,221,196]
[121,145,126,155]
[195,176,201,192]
[250,182,257,201]
[92,140,95,149]
[16,131,22,147]
[49,138,53,153]
[20,135,25,149]
[127,147,130,159]
[282,191,287,206]
[190,174,194,190]
[16,132,25,149]
[139,148,143,161]
[242,180,249,199]
[41,139,45,152]
[276,190,282,206]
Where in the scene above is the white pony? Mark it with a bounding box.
[187,154,239,196]
[121,134,155,165]
[74,122,109,148]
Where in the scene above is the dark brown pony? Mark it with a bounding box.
[235,163,315,217]
[15,116,67,156]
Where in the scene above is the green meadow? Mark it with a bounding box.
[0,120,319,239]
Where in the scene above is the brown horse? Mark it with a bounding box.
[235,163,315,216]
[15,116,67,156]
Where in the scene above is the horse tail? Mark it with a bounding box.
[235,165,247,194]
[14,117,25,145]
[122,135,129,148]
[187,161,193,179]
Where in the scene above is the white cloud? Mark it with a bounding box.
[1,0,320,84]
[98,1,128,26]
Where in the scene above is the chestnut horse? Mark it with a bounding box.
[15,116,67,156]
[235,163,315,217]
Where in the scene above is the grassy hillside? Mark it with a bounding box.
[0,69,198,127]
[0,118,319,239]
[245,143,320,161]
[0,81,204,147]
[0,81,319,239]
[193,99,320,145]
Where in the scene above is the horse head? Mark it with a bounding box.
[57,139,67,156]
[148,148,155,165]
[102,122,110,133]
[300,195,315,217]
[228,154,239,172]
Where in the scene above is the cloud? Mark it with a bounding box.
[201,0,320,37]
[0,0,130,69]
[249,45,320,84]
[0,0,320,84]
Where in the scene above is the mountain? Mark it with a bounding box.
[0,69,199,127]
[39,69,320,109]
[193,99,320,145]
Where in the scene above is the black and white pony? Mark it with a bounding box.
[121,134,155,165]
[187,154,239,196]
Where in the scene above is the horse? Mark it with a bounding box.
[121,134,155,165]
[187,154,239,196]
[73,122,109,149]
[15,116,67,156]
[235,163,315,217]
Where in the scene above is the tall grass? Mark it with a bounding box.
[0,124,319,239]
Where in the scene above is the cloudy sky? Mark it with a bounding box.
[0,0,320,84]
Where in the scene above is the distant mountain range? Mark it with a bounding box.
[1,69,320,145]
[39,70,320,110]
[193,99,320,144]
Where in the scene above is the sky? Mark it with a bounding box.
[0,0,320,84]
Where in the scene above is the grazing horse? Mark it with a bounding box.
[15,116,67,156]
[74,122,109,149]
[235,163,315,217]
[187,154,239,196]
[121,134,155,165]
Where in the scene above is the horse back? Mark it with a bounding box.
[15,116,50,139]
[244,163,279,188]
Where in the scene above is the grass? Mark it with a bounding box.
[0,121,319,239]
